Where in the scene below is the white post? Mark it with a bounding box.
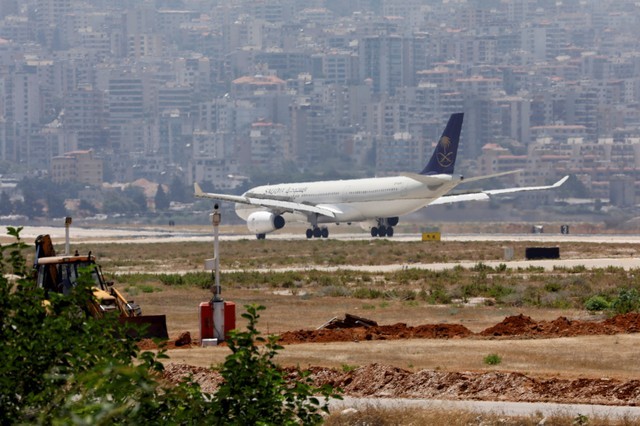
[64,216,72,255]
[211,204,224,341]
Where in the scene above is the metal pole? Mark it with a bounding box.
[211,204,224,341]
[212,205,221,300]
[64,216,72,255]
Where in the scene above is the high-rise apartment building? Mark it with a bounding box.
[63,84,107,151]
[359,35,406,95]
[107,71,145,152]
[36,0,72,49]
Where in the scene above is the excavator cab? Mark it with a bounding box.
[33,234,167,338]
[35,254,97,295]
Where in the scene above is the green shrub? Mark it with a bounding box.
[472,262,493,272]
[487,283,514,300]
[0,229,197,424]
[212,305,339,424]
[139,284,158,293]
[483,354,502,366]
[424,283,451,304]
[611,288,640,315]
[544,281,562,293]
[496,263,508,272]
[352,287,384,299]
[0,228,339,425]
[317,285,351,297]
[584,295,610,312]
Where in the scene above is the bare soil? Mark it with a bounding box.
[156,313,640,405]
[162,360,640,407]
[39,227,640,410]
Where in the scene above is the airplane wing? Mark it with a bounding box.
[401,170,521,185]
[460,169,522,183]
[429,176,569,206]
[194,183,337,218]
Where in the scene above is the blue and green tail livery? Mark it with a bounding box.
[420,112,464,175]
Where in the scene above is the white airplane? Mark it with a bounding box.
[195,113,568,239]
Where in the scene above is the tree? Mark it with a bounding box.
[594,198,603,212]
[15,177,86,219]
[124,186,148,212]
[169,176,189,203]
[0,192,12,215]
[78,199,98,215]
[102,187,148,214]
[102,191,135,214]
[45,192,67,218]
[155,184,170,211]
[0,228,339,424]
[0,227,209,424]
[211,305,338,425]
[16,190,42,219]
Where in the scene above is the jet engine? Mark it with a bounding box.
[247,211,285,234]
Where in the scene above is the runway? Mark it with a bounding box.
[7,225,640,245]
[7,225,640,272]
[331,397,640,420]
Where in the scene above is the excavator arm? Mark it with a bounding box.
[33,234,168,339]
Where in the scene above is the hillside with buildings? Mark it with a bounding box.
[0,0,639,220]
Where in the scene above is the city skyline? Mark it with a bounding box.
[0,0,638,207]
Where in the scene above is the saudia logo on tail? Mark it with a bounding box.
[436,136,454,168]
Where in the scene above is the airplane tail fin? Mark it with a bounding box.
[420,112,464,175]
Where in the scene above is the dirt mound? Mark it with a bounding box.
[161,362,640,406]
[479,314,621,337]
[603,312,640,332]
[162,363,223,394]
[479,314,538,336]
[137,332,200,350]
[278,322,472,344]
[144,314,640,348]
[156,314,640,407]
[278,313,640,344]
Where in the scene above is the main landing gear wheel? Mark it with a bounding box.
[370,226,394,238]
[306,227,329,238]
[256,233,266,240]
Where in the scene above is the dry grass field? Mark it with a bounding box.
[134,285,640,380]
[67,236,639,382]
[11,225,640,423]
[21,233,637,371]
[70,238,640,272]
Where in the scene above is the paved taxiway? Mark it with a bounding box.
[9,225,640,244]
[331,397,640,420]
[8,226,640,272]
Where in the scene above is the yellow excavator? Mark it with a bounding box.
[33,233,168,339]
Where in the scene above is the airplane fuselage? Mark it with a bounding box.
[194,113,567,239]
[235,174,461,224]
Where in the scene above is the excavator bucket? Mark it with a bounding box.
[119,315,169,340]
